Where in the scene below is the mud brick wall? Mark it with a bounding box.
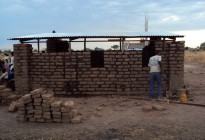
[13,41,184,95]
[14,44,32,95]
[158,41,185,90]
[28,51,148,95]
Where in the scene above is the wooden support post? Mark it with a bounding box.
[37,39,40,53]
[69,38,71,52]
[122,38,125,51]
[162,37,165,51]
[120,38,122,51]
[84,38,86,51]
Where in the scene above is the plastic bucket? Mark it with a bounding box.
[178,89,188,103]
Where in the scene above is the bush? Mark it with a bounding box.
[200,42,205,50]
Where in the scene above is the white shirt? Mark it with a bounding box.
[148,55,161,73]
[10,56,14,71]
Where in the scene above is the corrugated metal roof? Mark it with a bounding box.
[8,31,184,40]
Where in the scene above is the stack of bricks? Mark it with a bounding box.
[50,100,79,123]
[62,101,75,123]
[16,88,82,123]
[42,91,55,122]
[0,85,19,105]
[22,94,34,122]
[51,101,62,123]
[16,98,27,122]
[31,88,54,123]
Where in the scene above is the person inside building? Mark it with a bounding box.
[148,51,164,101]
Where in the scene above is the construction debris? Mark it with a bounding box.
[152,104,166,111]
[0,85,20,105]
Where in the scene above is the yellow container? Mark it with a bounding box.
[179,89,188,103]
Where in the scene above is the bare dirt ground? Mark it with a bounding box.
[0,62,205,140]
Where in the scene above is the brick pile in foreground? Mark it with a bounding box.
[16,88,82,123]
[0,85,20,105]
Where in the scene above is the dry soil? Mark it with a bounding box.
[0,62,204,140]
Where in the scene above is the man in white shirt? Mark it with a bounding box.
[8,52,14,80]
[148,51,163,100]
[10,52,14,71]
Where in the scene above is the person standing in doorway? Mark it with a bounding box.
[148,51,163,101]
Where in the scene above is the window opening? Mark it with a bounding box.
[91,51,104,68]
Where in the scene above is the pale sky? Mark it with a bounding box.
[0,0,205,50]
[174,29,205,47]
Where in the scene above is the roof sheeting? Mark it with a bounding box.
[8,31,184,40]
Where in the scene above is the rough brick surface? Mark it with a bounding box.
[42,93,54,100]
[22,94,32,101]
[8,101,17,112]
[63,101,74,109]
[51,101,62,108]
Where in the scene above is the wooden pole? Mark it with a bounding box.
[84,38,86,51]
[69,38,71,52]
[162,37,165,51]
[122,38,125,51]
[120,38,122,51]
[37,39,40,53]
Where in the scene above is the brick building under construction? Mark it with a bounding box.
[9,32,184,96]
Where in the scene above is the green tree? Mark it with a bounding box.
[200,42,205,50]
[111,45,119,50]
[106,48,112,51]
[184,46,190,51]
[94,47,104,51]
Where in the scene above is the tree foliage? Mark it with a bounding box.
[184,46,190,50]
[94,47,104,51]
[106,48,112,51]
[200,42,205,50]
[111,45,119,50]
